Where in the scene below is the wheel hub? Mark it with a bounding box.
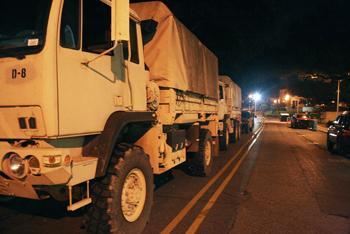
[225,129,229,145]
[204,141,212,166]
[121,168,146,222]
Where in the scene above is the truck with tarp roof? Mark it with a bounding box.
[218,75,242,150]
[0,0,220,233]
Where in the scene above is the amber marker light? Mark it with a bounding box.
[43,155,62,167]
[64,155,71,166]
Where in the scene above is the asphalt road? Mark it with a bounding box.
[0,119,349,233]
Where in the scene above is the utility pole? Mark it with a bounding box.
[248,94,253,111]
[297,100,299,113]
[336,79,342,115]
[254,100,257,113]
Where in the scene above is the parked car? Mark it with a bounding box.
[291,113,311,129]
[280,112,290,122]
[241,111,254,133]
[327,111,350,155]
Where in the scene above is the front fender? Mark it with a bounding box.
[83,111,156,177]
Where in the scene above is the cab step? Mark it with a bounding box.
[67,180,92,211]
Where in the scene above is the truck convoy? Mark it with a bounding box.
[0,1,241,233]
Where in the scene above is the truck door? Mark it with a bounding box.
[218,83,226,120]
[125,18,148,111]
[57,0,125,136]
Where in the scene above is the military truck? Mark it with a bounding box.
[0,0,219,233]
[217,76,242,150]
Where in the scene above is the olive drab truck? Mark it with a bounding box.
[0,0,219,233]
[217,75,242,150]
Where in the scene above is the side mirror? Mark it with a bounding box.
[111,0,129,42]
[112,42,126,81]
[122,40,129,60]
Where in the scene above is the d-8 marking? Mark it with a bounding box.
[12,68,27,79]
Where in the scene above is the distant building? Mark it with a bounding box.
[339,101,348,108]
[271,89,307,112]
[279,89,289,100]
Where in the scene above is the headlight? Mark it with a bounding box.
[3,153,27,178]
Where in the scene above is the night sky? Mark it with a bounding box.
[132,0,350,103]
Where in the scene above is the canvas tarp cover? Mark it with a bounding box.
[131,2,218,99]
[219,75,242,109]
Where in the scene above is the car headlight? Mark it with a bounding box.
[3,153,27,178]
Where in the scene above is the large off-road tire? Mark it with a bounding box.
[86,144,153,234]
[236,122,241,141]
[230,120,240,143]
[191,129,213,176]
[219,121,229,151]
[229,120,236,143]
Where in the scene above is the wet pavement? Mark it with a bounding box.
[0,118,349,233]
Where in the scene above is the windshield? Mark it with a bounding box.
[0,0,52,58]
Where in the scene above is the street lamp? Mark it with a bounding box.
[333,73,350,115]
[253,92,261,102]
[248,94,253,111]
[252,92,261,113]
[284,94,290,102]
[336,79,343,115]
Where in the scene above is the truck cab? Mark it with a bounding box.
[0,0,151,207]
[0,0,147,139]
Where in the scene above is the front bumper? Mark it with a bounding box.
[0,141,97,199]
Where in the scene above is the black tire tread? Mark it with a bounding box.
[219,120,229,151]
[229,119,236,143]
[85,144,153,234]
[192,129,212,177]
